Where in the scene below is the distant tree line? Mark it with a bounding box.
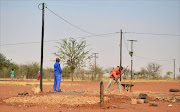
[0,53,54,80]
[0,53,104,81]
[122,63,178,80]
[0,53,179,80]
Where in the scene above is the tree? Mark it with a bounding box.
[54,38,91,82]
[88,64,104,81]
[140,63,161,79]
[164,71,173,79]
[166,71,173,77]
[25,62,39,79]
[62,66,71,78]
[139,68,148,79]
[123,69,131,79]
[0,53,11,71]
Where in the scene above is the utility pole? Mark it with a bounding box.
[127,40,137,80]
[40,3,45,92]
[93,53,98,78]
[173,59,175,80]
[120,29,123,81]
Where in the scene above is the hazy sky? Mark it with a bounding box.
[0,0,180,76]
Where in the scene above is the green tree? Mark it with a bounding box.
[166,71,173,77]
[54,38,91,82]
[62,66,71,78]
[0,53,11,71]
[164,71,173,79]
[88,64,104,81]
[140,63,161,79]
[44,68,54,81]
[123,69,131,79]
[25,62,39,79]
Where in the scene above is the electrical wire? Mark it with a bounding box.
[124,32,180,37]
[134,55,172,61]
[45,7,96,35]
[0,32,119,46]
[160,61,173,67]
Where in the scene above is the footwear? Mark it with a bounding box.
[57,89,62,92]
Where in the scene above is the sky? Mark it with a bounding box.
[0,0,180,77]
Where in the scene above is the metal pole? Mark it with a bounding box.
[120,29,122,81]
[127,40,137,80]
[131,41,133,80]
[95,53,96,77]
[93,53,98,78]
[40,3,45,92]
[174,59,175,80]
[131,57,133,80]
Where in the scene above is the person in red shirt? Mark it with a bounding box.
[37,71,40,80]
[105,66,123,92]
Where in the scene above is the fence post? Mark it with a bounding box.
[100,81,104,107]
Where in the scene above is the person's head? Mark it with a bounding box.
[12,69,14,71]
[119,66,123,71]
[56,58,60,62]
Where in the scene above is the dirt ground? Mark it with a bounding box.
[0,80,180,112]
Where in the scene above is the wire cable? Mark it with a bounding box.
[124,32,180,37]
[160,61,173,67]
[0,32,119,46]
[134,55,172,61]
[46,7,96,35]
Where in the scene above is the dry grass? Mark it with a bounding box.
[0,81,81,86]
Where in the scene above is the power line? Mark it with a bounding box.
[46,7,96,35]
[124,32,180,37]
[134,55,172,61]
[0,41,41,46]
[160,61,173,67]
[0,32,119,46]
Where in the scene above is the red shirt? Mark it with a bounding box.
[110,67,122,78]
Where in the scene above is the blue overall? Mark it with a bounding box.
[53,62,62,91]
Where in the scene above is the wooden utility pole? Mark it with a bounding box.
[93,53,98,78]
[100,81,104,107]
[40,3,45,92]
[127,40,137,80]
[173,59,175,80]
[120,29,123,81]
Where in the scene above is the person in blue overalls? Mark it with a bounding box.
[54,58,63,92]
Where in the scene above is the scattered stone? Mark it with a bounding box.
[139,93,148,99]
[110,105,117,108]
[155,97,161,100]
[86,101,91,104]
[18,92,24,95]
[32,87,41,94]
[23,91,28,95]
[168,104,173,106]
[137,99,144,104]
[18,91,28,95]
[149,102,158,106]
[131,99,137,104]
[144,99,149,103]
